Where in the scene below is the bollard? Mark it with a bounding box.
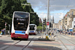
[45,34,49,40]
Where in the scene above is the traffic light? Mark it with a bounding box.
[43,19,46,25]
[49,22,52,28]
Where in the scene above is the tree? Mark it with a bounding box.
[37,26,42,31]
[20,0,27,4]
[0,0,39,30]
[0,0,23,30]
[0,0,2,6]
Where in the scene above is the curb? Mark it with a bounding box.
[0,35,11,37]
[66,34,75,37]
[0,35,2,37]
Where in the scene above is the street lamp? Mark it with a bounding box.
[5,22,7,35]
[46,0,50,34]
[8,24,10,35]
[42,19,43,33]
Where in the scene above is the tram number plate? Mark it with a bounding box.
[18,37,22,38]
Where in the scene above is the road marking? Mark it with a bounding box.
[33,43,61,48]
[67,35,75,38]
[60,35,71,39]
[0,46,9,50]
[56,36,68,50]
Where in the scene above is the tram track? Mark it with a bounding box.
[2,37,34,50]
[60,34,75,45]
[57,36,69,50]
[62,35,75,45]
[57,34,75,50]
[22,38,34,50]
[61,35,75,46]
[2,40,21,50]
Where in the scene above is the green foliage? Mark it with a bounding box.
[39,23,42,26]
[0,0,2,6]
[0,0,39,30]
[30,13,39,26]
[20,0,27,4]
[37,26,42,31]
[37,24,46,31]
[43,25,46,30]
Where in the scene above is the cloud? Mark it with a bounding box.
[59,13,65,19]
[27,0,75,11]
[38,12,47,19]
[27,0,75,23]
[38,12,65,23]
[51,13,65,23]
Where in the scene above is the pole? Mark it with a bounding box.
[9,24,10,35]
[5,22,6,35]
[42,19,43,33]
[46,0,50,34]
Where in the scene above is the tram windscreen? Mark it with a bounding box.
[29,25,35,30]
[14,13,29,18]
[14,13,29,30]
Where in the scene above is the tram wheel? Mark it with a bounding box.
[11,38,15,40]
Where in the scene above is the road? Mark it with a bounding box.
[0,33,75,50]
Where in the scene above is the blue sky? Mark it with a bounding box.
[27,0,75,23]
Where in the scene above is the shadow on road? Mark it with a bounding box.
[17,38,54,41]
[29,45,62,50]
[0,40,14,48]
[0,40,14,43]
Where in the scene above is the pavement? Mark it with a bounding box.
[0,35,11,37]
[65,34,75,38]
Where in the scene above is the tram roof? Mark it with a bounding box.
[14,11,29,14]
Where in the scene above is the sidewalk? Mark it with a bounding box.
[66,34,75,38]
[0,35,11,37]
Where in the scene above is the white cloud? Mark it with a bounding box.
[27,0,75,23]
[38,12,47,21]
[51,13,65,23]
[38,12,65,23]
[58,13,65,19]
[27,0,75,11]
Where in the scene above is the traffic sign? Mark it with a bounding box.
[46,22,49,25]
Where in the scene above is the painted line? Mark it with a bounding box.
[61,35,71,39]
[22,37,34,50]
[57,36,69,50]
[34,41,75,46]
[2,40,21,50]
[33,43,61,48]
[67,35,75,37]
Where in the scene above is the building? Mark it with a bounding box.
[53,23,59,30]
[58,9,75,32]
[39,18,42,23]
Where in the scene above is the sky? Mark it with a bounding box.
[27,0,75,23]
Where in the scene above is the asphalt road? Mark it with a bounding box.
[0,33,75,50]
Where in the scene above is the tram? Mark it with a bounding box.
[29,24,37,35]
[11,11,30,40]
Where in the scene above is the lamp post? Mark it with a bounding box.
[8,24,10,35]
[42,19,43,33]
[5,22,7,35]
[46,0,50,34]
